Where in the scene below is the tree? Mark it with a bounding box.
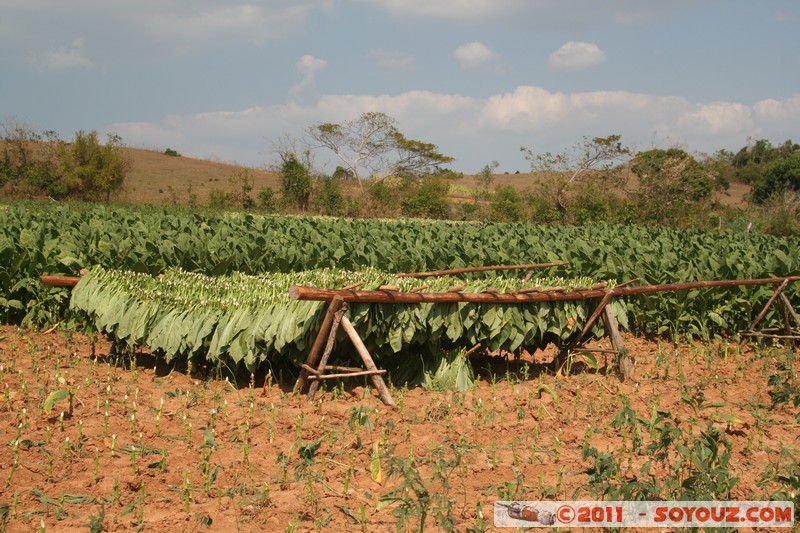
[55,130,128,201]
[521,134,630,214]
[474,161,498,202]
[731,138,800,185]
[490,185,524,222]
[1,121,60,195]
[278,153,312,211]
[1,124,127,201]
[630,148,717,223]
[391,131,455,177]
[307,112,454,186]
[400,175,450,219]
[750,153,800,204]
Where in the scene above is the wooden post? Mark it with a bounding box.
[306,306,347,402]
[339,315,396,408]
[294,296,344,394]
[748,279,790,331]
[573,291,615,346]
[777,295,793,336]
[308,369,387,380]
[779,292,800,330]
[602,305,632,380]
[39,275,82,287]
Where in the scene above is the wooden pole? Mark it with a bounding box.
[294,296,344,394]
[39,275,82,287]
[289,276,800,304]
[779,292,800,330]
[308,369,387,380]
[306,305,346,402]
[572,291,615,346]
[747,279,790,331]
[603,306,632,380]
[339,315,396,408]
[777,292,794,336]
[395,262,569,278]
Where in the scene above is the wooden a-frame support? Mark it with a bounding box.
[740,278,800,343]
[294,296,396,408]
[560,290,633,380]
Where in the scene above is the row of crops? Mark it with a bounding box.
[2,201,799,339]
[70,266,622,380]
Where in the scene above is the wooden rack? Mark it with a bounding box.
[293,296,396,407]
[740,278,800,342]
[289,275,800,402]
[39,269,800,407]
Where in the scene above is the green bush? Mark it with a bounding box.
[400,176,450,219]
[207,189,229,209]
[490,185,524,222]
[313,177,345,216]
[279,156,311,211]
[1,127,127,201]
[257,187,276,212]
[368,179,400,216]
[751,154,800,204]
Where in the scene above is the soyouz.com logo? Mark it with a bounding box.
[493,501,795,528]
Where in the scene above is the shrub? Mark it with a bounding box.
[750,154,800,204]
[257,187,276,212]
[368,179,400,217]
[400,176,450,219]
[490,185,524,222]
[207,189,229,209]
[313,177,344,216]
[228,167,254,209]
[279,156,311,211]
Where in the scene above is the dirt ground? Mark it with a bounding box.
[0,325,797,532]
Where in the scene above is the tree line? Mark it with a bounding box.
[2,114,798,235]
[0,122,127,201]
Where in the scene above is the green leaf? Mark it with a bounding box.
[42,389,70,414]
[370,441,382,484]
[535,383,559,405]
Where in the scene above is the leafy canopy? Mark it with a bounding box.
[308,112,454,184]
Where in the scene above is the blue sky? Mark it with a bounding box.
[1,0,798,174]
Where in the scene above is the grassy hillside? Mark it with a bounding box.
[119,148,280,205]
[119,147,750,208]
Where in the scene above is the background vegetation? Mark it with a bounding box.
[2,118,799,237]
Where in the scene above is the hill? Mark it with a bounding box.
[118,147,749,208]
[118,148,280,205]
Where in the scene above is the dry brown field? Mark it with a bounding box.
[0,325,797,531]
[118,148,751,209]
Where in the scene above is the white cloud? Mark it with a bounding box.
[677,102,754,135]
[454,42,496,68]
[359,0,698,28]
[32,38,93,71]
[753,94,800,125]
[139,2,320,50]
[548,41,606,70]
[109,88,797,173]
[359,0,521,20]
[296,55,327,77]
[1,1,327,65]
[290,55,328,101]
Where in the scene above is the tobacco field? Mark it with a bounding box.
[0,200,798,531]
[2,202,799,338]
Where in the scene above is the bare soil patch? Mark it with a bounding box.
[0,326,796,532]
